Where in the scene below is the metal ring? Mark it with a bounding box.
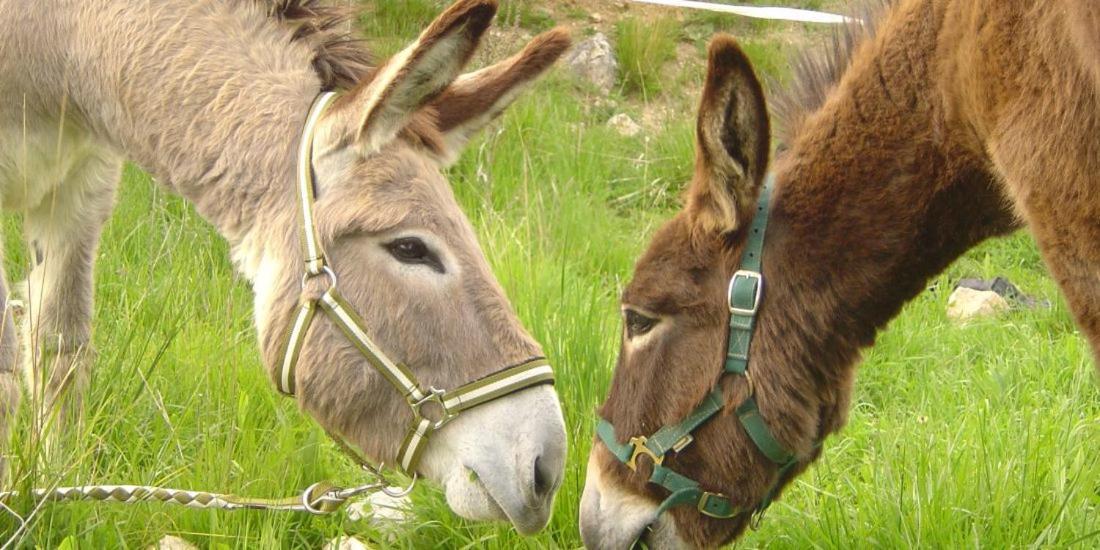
[358,462,417,498]
[301,265,337,291]
[625,436,664,472]
[332,481,385,500]
[381,473,417,498]
[409,387,453,429]
[300,481,336,515]
[360,462,386,478]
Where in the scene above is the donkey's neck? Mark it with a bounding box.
[68,2,322,277]
[750,5,1018,452]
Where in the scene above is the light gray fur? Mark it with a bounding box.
[0,0,568,531]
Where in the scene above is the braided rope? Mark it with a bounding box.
[19,485,240,509]
[0,479,382,514]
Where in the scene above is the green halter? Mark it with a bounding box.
[597,176,802,524]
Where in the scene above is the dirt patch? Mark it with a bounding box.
[484,1,851,134]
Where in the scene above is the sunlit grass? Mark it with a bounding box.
[2,1,1098,548]
[615,17,680,97]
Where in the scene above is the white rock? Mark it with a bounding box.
[323,537,371,550]
[565,33,619,92]
[607,113,642,137]
[150,536,197,550]
[588,12,603,23]
[946,287,1009,321]
[346,491,412,524]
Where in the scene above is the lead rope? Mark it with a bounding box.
[0,471,393,550]
[0,478,379,515]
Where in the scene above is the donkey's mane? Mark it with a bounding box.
[770,0,898,144]
[249,0,373,89]
[246,0,445,152]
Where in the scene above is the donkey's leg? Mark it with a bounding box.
[1024,209,1100,363]
[991,134,1100,367]
[20,153,119,434]
[0,237,22,480]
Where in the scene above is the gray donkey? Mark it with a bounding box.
[0,0,571,533]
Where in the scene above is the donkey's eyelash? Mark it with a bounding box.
[384,237,446,274]
[624,309,658,338]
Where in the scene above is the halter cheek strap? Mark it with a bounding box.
[597,177,816,527]
[278,92,555,475]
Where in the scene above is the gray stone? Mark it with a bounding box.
[565,33,618,92]
[955,276,1050,309]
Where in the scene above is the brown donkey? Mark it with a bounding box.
[0,0,571,533]
[581,1,1099,547]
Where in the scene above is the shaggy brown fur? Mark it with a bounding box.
[769,0,895,143]
[592,0,1099,547]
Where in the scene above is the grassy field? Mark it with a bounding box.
[3,1,1098,548]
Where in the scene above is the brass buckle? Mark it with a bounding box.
[697,491,737,518]
[625,436,664,472]
[409,387,455,429]
[697,491,719,517]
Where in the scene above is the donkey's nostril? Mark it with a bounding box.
[533,453,557,499]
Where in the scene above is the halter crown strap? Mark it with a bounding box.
[725,183,771,375]
[296,91,338,275]
[277,92,555,476]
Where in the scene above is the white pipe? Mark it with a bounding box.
[630,0,856,24]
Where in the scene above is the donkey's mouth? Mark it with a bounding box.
[464,466,506,518]
[462,464,551,535]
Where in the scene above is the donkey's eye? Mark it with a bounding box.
[384,237,445,273]
[624,309,658,338]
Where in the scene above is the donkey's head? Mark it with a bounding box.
[253,0,570,534]
[580,37,796,548]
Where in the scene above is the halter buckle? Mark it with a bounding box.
[728,270,763,316]
[697,491,736,518]
[409,387,455,429]
[625,436,664,472]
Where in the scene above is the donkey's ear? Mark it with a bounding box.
[687,35,770,236]
[428,28,572,166]
[319,0,497,153]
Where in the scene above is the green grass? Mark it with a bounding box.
[3,2,1099,548]
[615,17,680,97]
[358,0,445,54]
[499,1,556,33]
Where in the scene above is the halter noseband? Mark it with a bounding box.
[278,92,555,475]
[597,176,809,527]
